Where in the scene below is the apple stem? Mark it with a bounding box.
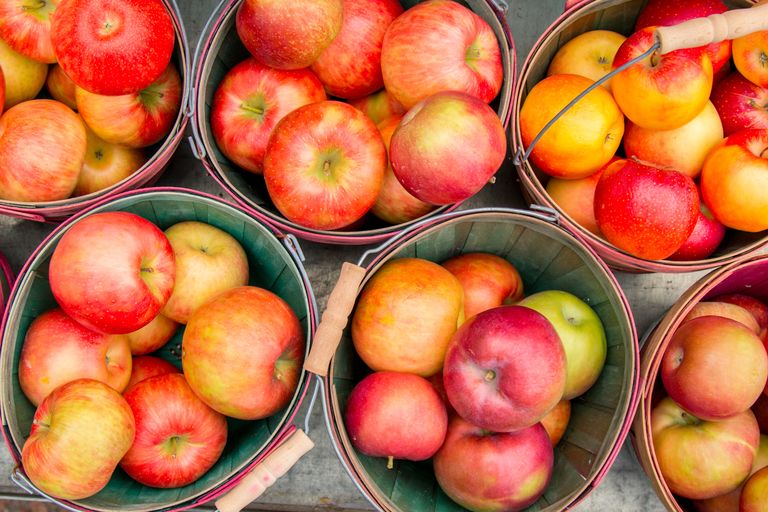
[387,456,394,470]
[23,0,45,10]
[484,370,496,382]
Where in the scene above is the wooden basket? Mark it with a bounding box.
[191,0,516,245]
[0,251,11,320]
[0,188,317,512]
[312,208,639,511]
[631,253,768,512]
[0,0,191,224]
[510,0,766,273]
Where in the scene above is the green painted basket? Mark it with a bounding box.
[0,188,317,512]
[305,208,640,511]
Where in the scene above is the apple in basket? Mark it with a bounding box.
[545,161,610,237]
[349,89,405,126]
[715,293,768,340]
[541,400,571,446]
[0,0,58,63]
[741,466,768,512]
[668,203,726,262]
[732,30,768,89]
[711,72,768,136]
[0,38,47,109]
[680,301,761,333]
[46,64,77,110]
[125,314,178,355]
[124,355,179,393]
[546,30,627,91]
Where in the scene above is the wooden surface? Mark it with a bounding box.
[0,0,759,511]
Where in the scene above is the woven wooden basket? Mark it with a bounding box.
[510,0,766,273]
[191,0,516,245]
[0,188,316,512]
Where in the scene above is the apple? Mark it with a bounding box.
[46,64,77,110]
[441,252,524,319]
[351,258,464,377]
[19,308,132,406]
[182,286,304,420]
[546,30,626,91]
[369,115,435,225]
[681,301,761,334]
[715,294,768,340]
[311,0,402,99]
[0,65,3,114]
[380,0,503,110]
[21,379,135,500]
[49,211,176,334]
[611,27,713,130]
[345,371,447,467]
[236,0,342,70]
[124,355,179,393]
[76,63,182,149]
[0,38,47,109]
[754,394,768,434]
[443,306,566,432]
[652,397,760,500]
[622,101,724,179]
[210,58,326,175]
[263,100,386,230]
[0,99,86,202]
[662,316,768,421]
[0,0,58,63]
[733,31,768,89]
[712,72,768,136]
[741,466,768,512]
[434,416,553,512]
[545,161,610,237]
[594,159,699,260]
[74,123,148,196]
[349,89,406,125]
[541,400,571,446]
[701,129,768,232]
[390,90,506,205]
[125,314,178,356]
[669,202,727,262]
[520,74,624,179]
[120,373,227,488]
[51,0,174,95]
[520,290,606,399]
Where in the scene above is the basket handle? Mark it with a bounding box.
[214,429,314,512]
[303,263,366,377]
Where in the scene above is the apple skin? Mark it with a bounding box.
[49,211,176,335]
[733,31,768,89]
[594,159,699,260]
[236,0,343,70]
[390,90,506,205]
[351,258,464,377]
[19,308,132,407]
[124,356,179,393]
[311,0,402,99]
[540,400,571,446]
[0,99,86,202]
[21,379,136,501]
[443,306,566,432]
[661,316,768,421]
[263,100,386,230]
[46,64,77,110]
[712,72,768,136]
[120,373,227,488]
[715,294,768,342]
[612,27,713,130]
[546,30,626,92]
[434,416,553,512]
[669,202,726,262]
[0,65,4,114]
[51,0,174,95]
[701,129,768,232]
[161,221,249,324]
[182,286,304,420]
[441,252,524,319]
[0,0,58,63]
[125,314,178,356]
[741,466,768,512]
[345,372,447,464]
[76,63,182,149]
[681,301,761,334]
[349,89,406,126]
[520,290,607,400]
[0,38,47,109]
[545,161,611,237]
[380,0,503,110]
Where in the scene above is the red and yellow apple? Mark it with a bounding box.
[74,123,148,196]
[0,38,47,109]
[124,355,179,393]
[716,294,768,341]
[712,72,768,136]
[546,30,626,91]
[125,314,178,356]
[669,202,726,262]
[349,89,405,125]
[541,400,571,446]
[0,0,58,63]
[741,466,768,512]
[733,31,768,89]
[681,301,761,334]
[46,64,77,110]
[545,162,610,236]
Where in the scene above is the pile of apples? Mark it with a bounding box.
[343,253,609,512]
[210,0,507,231]
[17,210,304,500]
[650,294,768,512]
[520,0,768,261]
[0,0,182,202]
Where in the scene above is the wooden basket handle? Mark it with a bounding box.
[214,429,315,512]
[303,262,366,377]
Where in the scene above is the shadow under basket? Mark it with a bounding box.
[0,188,316,512]
[632,254,768,512]
[510,0,767,273]
[191,0,516,245]
[323,208,639,511]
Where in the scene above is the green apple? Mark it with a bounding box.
[520,290,606,399]
[0,38,47,109]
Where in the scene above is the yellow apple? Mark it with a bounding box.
[547,30,626,92]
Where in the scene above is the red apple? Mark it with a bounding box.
[124,356,179,393]
[733,31,768,89]
[545,162,610,236]
[713,294,768,341]
[443,306,566,432]
[76,63,182,149]
[51,0,174,95]
[380,0,503,109]
[434,416,553,512]
[21,379,136,500]
[712,72,768,136]
[263,100,386,230]
[669,202,726,261]
[541,400,571,446]
[594,159,699,260]
[754,394,768,434]
[182,286,304,420]
[0,38,47,109]
[390,90,506,205]
[0,65,3,114]
[348,89,406,125]
[681,301,761,334]
[236,0,343,70]
[125,314,178,356]
[741,466,768,512]
[0,99,86,202]
[0,0,58,63]
[120,373,227,488]
[49,211,176,334]
[345,371,447,466]
[46,64,77,110]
